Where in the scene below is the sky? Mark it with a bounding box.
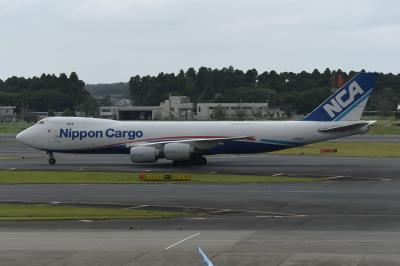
[0,0,399,84]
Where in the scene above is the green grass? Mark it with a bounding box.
[0,170,320,184]
[274,141,400,157]
[0,204,185,221]
[0,122,33,133]
[0,140,18,145]
[368,120,400,135]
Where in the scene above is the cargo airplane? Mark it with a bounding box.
[17,72,376,165]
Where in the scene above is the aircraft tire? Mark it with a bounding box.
[199,156,207,165]
[192,155,207,165]
[48,158,56,165]
[172,160,183,166]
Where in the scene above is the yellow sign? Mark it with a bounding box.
[139,173,192,181]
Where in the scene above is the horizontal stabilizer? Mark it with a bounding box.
[318,121,375,133]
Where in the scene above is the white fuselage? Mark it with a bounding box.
[17,117,367,155]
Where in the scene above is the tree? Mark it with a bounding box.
[79,98,98,117]
[128,67,400,118]
[251,107,263,119]
[235,104,246,120]
[244,69,258,84]
[63,108,75,116]
[376,87,398,116]
[69,72,79,82]
[0,72,93,120]
[211,105,226,120]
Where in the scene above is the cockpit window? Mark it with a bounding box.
[37,120,45,124]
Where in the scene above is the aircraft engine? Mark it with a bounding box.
[164,143,193,161]
[130,146,159,163]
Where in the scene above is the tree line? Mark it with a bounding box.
[0,72,97,118]
[129,67,400,116]
[0,68,398,121]
[86,82,129,97]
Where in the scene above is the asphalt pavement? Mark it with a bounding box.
[0,135,399,265]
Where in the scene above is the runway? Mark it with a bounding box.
[0,135,400,265]
[1,142,399,179]
[1,133,399,179]
[2,179,400,265]
[2,180,400,229]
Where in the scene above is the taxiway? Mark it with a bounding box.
[0,135,399,265]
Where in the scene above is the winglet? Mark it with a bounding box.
[303,72,377,121]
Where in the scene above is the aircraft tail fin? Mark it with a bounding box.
[303,72,377,121]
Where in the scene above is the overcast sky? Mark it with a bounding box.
[0,0,399,83]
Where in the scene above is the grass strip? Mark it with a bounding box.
[367,119,400,135]
[0,122,33,133]
[0,170,320,184]
[0,204,185,221]
[274,141,400,157]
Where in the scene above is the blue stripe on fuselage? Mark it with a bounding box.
[205,140,297,155]
[260,138,305,146]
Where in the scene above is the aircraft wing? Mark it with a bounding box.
[126,136,254,148]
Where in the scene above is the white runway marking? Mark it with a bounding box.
[210,209,232,214]
[122,205,148,209]
[326,175,344,180]
[165,232,200,250]
[255,214,307,218]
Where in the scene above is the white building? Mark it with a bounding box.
[153,96,194,120]
[195,102,283,120]
[99,107,115,120]
[99,96,284,121]
[0,106,16,122]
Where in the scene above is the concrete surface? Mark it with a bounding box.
[0,138,399,265]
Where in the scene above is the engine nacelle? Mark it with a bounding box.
[130,146,159,163]
[164,143,193,161]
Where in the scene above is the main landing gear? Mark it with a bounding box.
[173,155,207,166]
[47,151,56,165]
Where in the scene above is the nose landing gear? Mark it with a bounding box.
[47,151,56,165]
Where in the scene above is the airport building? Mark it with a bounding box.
[99,95,283,121]
[195,102,282,120]
[99,96,193,121]
[153,96,194,120]
[99,106,156,120]
[0,106,16,122]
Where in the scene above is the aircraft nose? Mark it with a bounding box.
[16,130,29,145]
